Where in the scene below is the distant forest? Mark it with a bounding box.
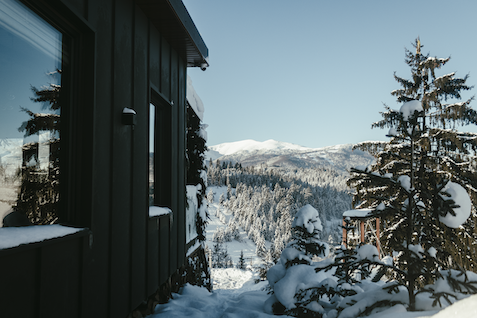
[206,160,352,261]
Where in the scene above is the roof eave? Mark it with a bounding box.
[135,0,209,68]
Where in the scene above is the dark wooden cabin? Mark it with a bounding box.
[0,0,209,317]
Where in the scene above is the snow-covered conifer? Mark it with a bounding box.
[238,250,246,270]
[266,205,329,317]
[349,38,477,310]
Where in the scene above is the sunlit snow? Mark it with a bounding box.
[0,224,83,249]
[438,181,471,228]
[149,185,476,318]
[400,100,423,120]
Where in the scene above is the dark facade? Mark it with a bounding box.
[0,0,208,317]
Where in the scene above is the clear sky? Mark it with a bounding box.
[183,0,477,149]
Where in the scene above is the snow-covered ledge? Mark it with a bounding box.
[342,209,373,218]
[0,225,84,250]
[149,206,172,218]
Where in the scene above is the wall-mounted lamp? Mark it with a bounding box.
[122,107,137,125]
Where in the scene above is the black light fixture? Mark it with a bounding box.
[122,107,136,126]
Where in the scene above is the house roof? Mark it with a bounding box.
[135,0,209,68]
[343,209,373,219]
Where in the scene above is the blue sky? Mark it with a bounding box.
[183,0,477,149]
[0,3,61,139]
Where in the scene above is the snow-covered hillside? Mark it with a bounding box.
[206,139,375,173]
[149,186,477,318]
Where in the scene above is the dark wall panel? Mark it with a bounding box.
[159,214,170,284]
[110,0,134,315]
[160,38,171,100]
[0,232,88,318]
[40,239,82,318]
[149,25,161,92]
[177,57,187,267]
[62,0,87,18]
[85,0,114,316]
[131,4,149,306]
[170,49,183,268]
[1,250,40,317]
[147,217,160,294]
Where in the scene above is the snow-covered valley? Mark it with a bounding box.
[149,185,477,318]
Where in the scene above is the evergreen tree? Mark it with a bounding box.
[349,38,477,310]
[186,104,209,242]
[266,205,329,317]
[238,250,246,270]
[206,189,214,205]
[16,73,61,225]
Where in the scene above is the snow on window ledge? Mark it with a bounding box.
[0,224,84,250]
[149,206,172,218]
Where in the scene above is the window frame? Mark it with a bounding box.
[149,90,173,209]
[3,0,96,229]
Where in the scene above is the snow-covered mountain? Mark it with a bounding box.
[206,139,375,174]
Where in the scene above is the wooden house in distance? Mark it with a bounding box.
[0,0,209,317]
[342,209,382,257]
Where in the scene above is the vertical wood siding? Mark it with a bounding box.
[63,0,190,316]
[0,1,191,316]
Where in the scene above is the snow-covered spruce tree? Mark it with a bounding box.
[265,204,329,317]
[16,74,61,225]
[186,104,209,242]
[349,38,477,310]
[238,250,246,270]
[185,103,211,290]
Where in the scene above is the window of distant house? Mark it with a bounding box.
[0,0,65,227]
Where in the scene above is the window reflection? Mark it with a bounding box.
[0,0,63,226]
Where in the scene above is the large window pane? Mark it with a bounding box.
[0,0,63,226]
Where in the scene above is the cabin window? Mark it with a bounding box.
[149,96,172,208]
[0,0,66,227]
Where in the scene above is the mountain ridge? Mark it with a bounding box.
[206,139,375,175]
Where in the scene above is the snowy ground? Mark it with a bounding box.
[148,186,477,318]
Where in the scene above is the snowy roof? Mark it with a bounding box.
[342,208,373,218]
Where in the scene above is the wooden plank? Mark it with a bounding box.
[149,24,160,92]
[131,3,149,308]
[147,217,160,295]
[171,50,185,268]
[160,38,171,100]
[177,57,187,267]
[110,0,134,315]
[169,49,179,273]
[83,0,114,316]
[159,214,170,284]
[39,239,82,318]
[1,249,40,317]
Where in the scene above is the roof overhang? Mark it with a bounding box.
[135,0,209,68]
